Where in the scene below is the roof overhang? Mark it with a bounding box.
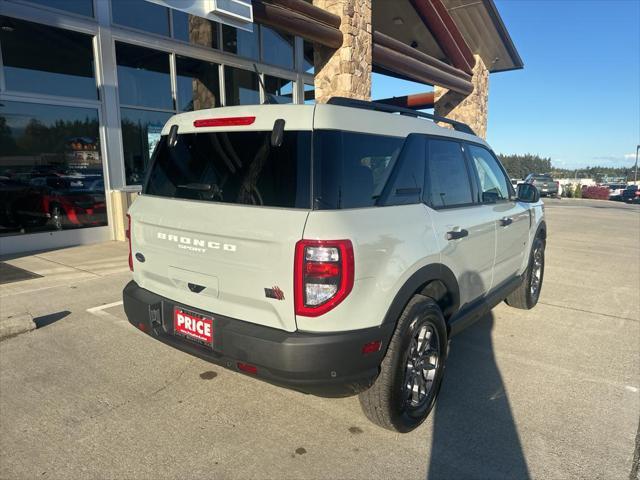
[372,0,523,75]
[444,0,523,72]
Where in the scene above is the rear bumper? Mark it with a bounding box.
[122,281,393,397]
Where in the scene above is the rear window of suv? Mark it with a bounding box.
[144,131,311,208]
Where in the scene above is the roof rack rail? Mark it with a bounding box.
[326,96,476,136]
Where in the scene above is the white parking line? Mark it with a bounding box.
[86,301,125,324]
[86,301,123,313]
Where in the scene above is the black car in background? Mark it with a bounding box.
[622,185,640,204]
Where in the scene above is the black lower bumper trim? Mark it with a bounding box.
[122,281,394,397]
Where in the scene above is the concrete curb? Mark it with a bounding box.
[0,313,36,341]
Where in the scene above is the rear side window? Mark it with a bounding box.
[467,145,511,203]
[425,139,473,208]
[313,131,403,209]
[145,131,311,208]
[378,134,426,206]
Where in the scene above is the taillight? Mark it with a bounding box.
[294,239,354,317]
[126,214,133,272]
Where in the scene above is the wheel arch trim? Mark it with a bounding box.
[381,263,460,328]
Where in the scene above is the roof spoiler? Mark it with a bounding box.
[326,97,476,136]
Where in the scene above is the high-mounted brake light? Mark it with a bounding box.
[294,239,354,317]
[193,116,255,128]
[126,214,133,272]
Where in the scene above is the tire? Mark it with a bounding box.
[505,236,545,309]
[49,205,65,231]
[358,295,447,432]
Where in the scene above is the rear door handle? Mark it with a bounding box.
[446,229,469,240]
[500,217,513,227]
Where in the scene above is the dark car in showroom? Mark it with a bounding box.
[15,175,107,230]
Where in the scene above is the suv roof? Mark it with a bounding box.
[159,103,488,147]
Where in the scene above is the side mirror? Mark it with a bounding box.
[517,183,540,203]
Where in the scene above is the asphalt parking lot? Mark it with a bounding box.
[1,198,638,480]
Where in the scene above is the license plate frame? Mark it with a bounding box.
[173,307,214,348]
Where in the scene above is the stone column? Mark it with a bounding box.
[434,54,489,138]
[312,0,372,103]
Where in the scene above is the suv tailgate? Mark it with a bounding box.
[129,195,308,332]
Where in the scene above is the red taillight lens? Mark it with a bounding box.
[126,214,133,272]
[193,116,255,128]
[294,239,354,317]
[362,340,382,355]
[237,362,258,375]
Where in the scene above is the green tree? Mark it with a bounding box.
[497,153,552,179]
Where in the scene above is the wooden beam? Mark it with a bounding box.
[262,0,341,29]
[376,92,435,110]
[373,31,471,82]
[430,0,475,67]
[373,43,473,95]
[409,0,475,74]
[253,0,342,49]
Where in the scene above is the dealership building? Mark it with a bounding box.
[0,0,522,254]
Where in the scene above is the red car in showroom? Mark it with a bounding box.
[16,175,107,230]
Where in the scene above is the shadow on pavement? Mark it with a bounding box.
[427,312,529,479]
[34,311,71,329]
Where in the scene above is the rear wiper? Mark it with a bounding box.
[177,183,212,191]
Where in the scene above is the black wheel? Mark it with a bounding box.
[49,205,65,231]
[358,295,447,432]
[505,236,545,309]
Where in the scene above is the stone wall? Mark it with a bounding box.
[434,54,489,139]
[312,0,372,103]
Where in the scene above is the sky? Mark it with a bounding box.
[371,0,640,170]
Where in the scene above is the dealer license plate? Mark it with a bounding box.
[173,307,213,346]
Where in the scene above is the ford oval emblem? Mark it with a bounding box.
[135,252,146,263]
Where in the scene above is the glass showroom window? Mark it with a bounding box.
[261,27,294,70]
[222,24,259,60]
[303,84,315,104]
[176,56,221,112]
[116,43,173,185]
[116,43,172,110]
[303,41,314,74]
[224,66,260,106]
[111,0,170,36]
[120,108,172,185]
[264,76,294,104]
[173,11,219,49]
[0,101,106,236]
[25,0,94,17]
[0,16,97,99]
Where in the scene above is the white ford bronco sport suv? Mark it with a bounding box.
[123,98,546,432]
